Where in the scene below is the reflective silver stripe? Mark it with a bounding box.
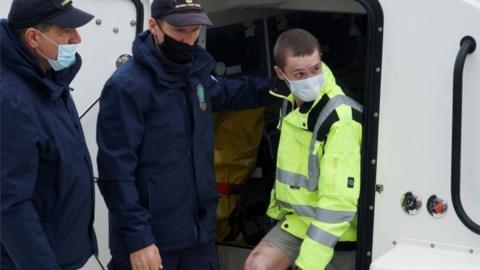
[279,99,289,130]
[277,200,316,217]
[276,200,356,223]
[315,208,356,223]
[307,226,339,248]
[276,168,317,191]
[308,95,364,188]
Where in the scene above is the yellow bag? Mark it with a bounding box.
[214,108,264,242]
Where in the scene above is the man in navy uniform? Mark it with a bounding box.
[1,0,97,269]
[96,0,274,269]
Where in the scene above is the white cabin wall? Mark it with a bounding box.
[373,0,480,262]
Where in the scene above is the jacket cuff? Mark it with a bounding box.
[295,238,333,270]
[125,228,156,254]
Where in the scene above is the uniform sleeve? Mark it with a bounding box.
[295,119,362,270]
[0,96,61,269]
[206,75,275,112]
[96,79,155,254]
[267,109,288,221]
[266,188,286,220]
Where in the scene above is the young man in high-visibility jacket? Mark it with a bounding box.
[244,29,363,270]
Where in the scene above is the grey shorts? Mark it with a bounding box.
[261,221,302,261]
[261,221,356,270]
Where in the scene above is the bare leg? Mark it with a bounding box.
[244,241,292,270]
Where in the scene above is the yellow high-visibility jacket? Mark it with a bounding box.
[267,63,363,270]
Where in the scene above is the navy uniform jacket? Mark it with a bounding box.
[97,31,273,256]
[0,20,97,269]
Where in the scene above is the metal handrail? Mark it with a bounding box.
[130,0,144,35]
[80,96,101,119]
[451,36,479,235]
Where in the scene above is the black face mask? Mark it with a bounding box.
[158,32,196,65]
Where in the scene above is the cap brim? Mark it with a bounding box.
[164,11,213,27]
[46,7,94,28]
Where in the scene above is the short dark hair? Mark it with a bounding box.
[273,28,321,68]
[12,22,53,38]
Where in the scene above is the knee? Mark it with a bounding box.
[244,252,256,270]
[244,250,267,270]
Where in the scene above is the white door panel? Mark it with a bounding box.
[374,0,480,264]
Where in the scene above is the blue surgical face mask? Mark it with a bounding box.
[36,31,78,71]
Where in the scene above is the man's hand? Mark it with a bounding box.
[130,244,163,270]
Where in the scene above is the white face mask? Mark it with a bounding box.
[281,71,325,102]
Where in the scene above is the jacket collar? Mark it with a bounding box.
[132,31,216,89]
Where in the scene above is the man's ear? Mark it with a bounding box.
[148,18,164,44]
[23,27,41,49]
[147,17,158,32]
[274,65,286,80]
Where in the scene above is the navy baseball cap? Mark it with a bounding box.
[8,0,94,29]
[151,0,213,27]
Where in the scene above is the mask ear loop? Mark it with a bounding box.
[35,30,59,61]
[152,32,161,45]
[36,48,56,61]
[278,69,292,89]
[36,30,59,47]
[153,21,162,45]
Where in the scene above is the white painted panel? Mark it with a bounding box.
[371,238,480,270]
[373,0,480,265]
